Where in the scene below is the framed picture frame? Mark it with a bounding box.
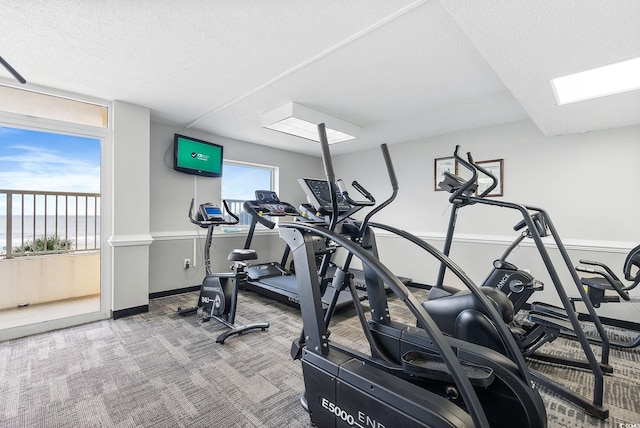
[434,156,457,191]
[475,159,503,197]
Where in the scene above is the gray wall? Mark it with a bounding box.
[148,121,324,294]
[143,117,639,322]
[332,119,640,320]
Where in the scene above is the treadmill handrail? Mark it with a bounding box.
[242,200,277,229]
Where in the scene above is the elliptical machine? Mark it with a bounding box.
[434,161,544,312]
[529,245,640,349]
[279,124,547,428]
[177,199,269,344]
[421,146,611,419]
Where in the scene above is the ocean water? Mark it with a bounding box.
[0,215,101,252]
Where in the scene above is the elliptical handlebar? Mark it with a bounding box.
[381,143,399,191]
[450,145,478,203]
[623,244,640,284]
[316,124,398,233]
[513,211,550,238]
[337,179,376,207]
[361,143,399,231]
[318,123,342,232]
[467,152,498,198]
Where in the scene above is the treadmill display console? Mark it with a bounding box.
[298,178,351,215]
[255,190,280,204]
[249,190,298,216]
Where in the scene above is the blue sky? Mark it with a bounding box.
[0,126,100,217]
[0,126,100,193]
[221,163,272,201]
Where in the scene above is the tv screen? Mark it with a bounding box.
[173,134,223,177]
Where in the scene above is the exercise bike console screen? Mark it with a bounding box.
[199,203,225,222]
[298,178,351,214]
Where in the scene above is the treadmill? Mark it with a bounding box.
[297,180,412,291]
[241,190,366,310]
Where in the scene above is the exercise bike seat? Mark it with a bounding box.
[228,249,258,262]
[422,286,515,338]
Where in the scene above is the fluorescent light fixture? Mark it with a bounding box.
[551,57,640,105]
[262,102,361,144]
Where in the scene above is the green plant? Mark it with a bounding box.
[13,235,74,256]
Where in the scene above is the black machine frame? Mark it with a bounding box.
[431,146,610,418]
[240,189,368,311]
[278,123,547,428]
[177,199,269,344]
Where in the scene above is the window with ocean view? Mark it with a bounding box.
[1,86,107,334]
[0,126,101,258]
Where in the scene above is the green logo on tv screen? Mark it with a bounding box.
[176,137,221,174]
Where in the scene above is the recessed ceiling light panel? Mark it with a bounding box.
[262,102,360,144]
[551,57,640,105]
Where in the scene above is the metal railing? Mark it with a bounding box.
[1,189,100,259]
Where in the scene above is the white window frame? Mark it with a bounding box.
[221,160,278,228]
[0,84,112,339]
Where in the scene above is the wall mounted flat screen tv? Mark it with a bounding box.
[173,134,223,177]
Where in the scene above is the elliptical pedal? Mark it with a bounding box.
[402,350,495,387]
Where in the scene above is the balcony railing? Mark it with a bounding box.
[1,189,100,259]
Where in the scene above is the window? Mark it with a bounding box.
[0,126,101,258]
[221,161,276,226]
[0,86,108,128]
[0,86,108,333]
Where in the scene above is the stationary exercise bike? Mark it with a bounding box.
[177,199,269,344]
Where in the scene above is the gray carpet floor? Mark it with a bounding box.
[1,289,639,427]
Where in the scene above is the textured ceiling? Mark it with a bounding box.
[1,0,639,155]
